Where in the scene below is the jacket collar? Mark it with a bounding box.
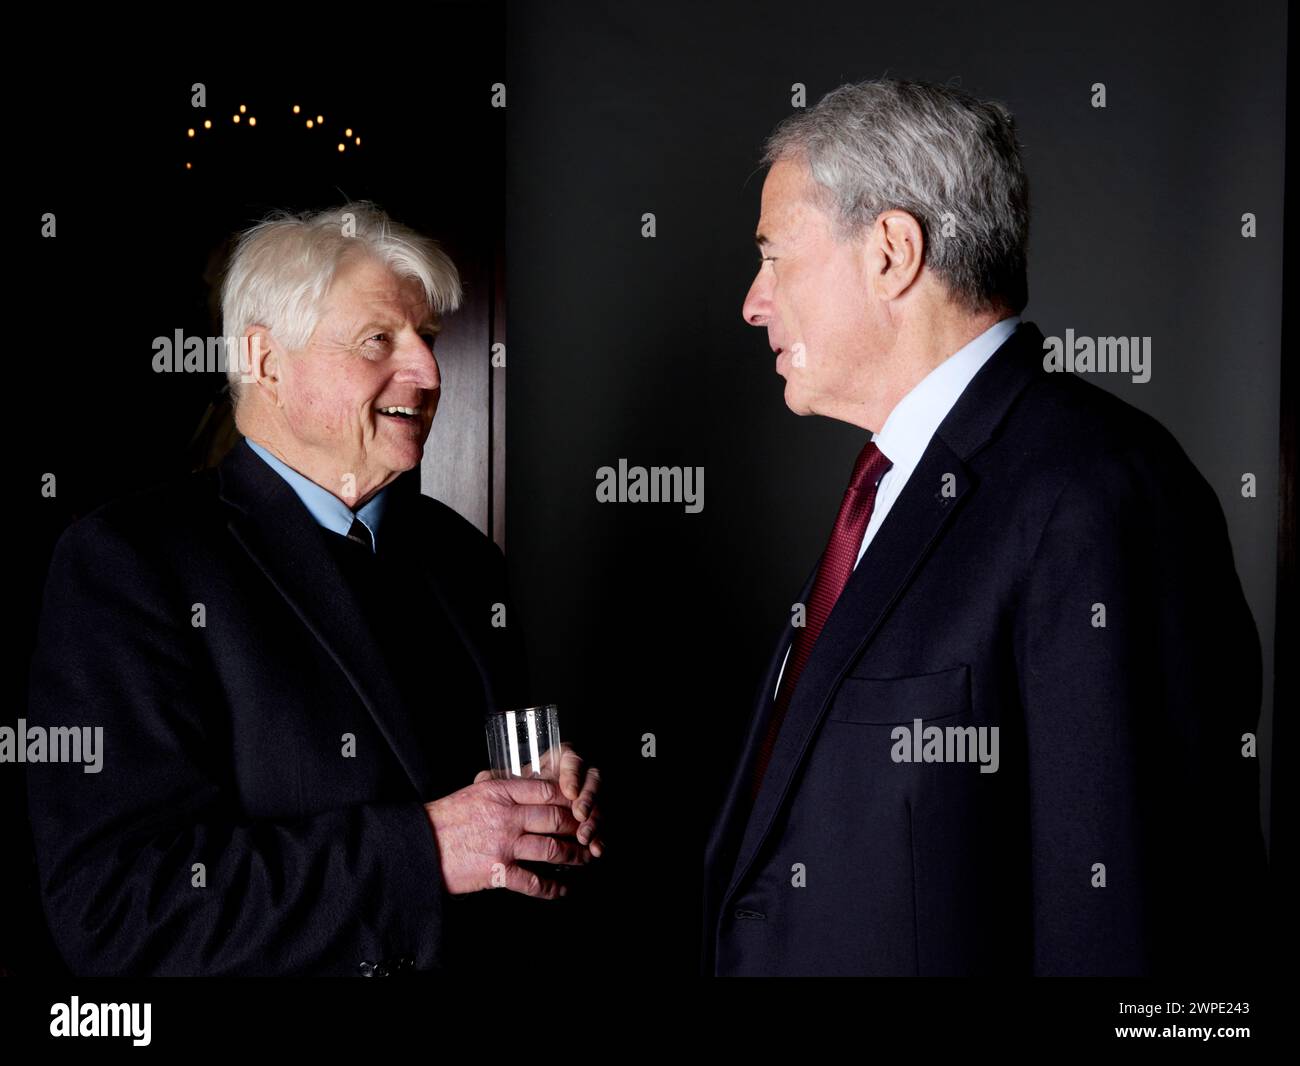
[241,437,391,551]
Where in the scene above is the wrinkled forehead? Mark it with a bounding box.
[325,254,436,323]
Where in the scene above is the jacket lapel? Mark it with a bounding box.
[703,560,815,887]
[217,440,439,798]
[719,321,1046,905]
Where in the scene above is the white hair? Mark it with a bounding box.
[762,78,1030,314]
[220,201,462,405]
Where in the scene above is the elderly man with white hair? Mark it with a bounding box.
[26,203,603,976]
[703,79,1264,977]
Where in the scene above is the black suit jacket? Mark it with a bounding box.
[25,438,528,975]
[702,321,1266,976]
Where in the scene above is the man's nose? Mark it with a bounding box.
[742,270,770,326]
[396,335,441,390]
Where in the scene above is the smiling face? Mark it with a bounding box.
[742,158,887,426]
[241,254,443,506]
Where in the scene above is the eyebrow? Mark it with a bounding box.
[355,317,442,337]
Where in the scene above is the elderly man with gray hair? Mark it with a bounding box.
[26,203,603,976]
[703,79,1264,976]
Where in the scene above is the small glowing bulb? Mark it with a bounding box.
[248,117,256,126]
[187,128,195,137]
[293,104,301,114]
[185,162,192,169]
[316,114,323,123]
[355,136,361,146]
[337,143,345,152]
[239,104,247,113]
[233,114,240,123]
[345,128,353,137]
[204,120,212,129]
[306,119,314,129]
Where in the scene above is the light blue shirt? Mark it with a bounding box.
[244,438,388,552]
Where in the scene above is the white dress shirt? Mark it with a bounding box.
[772,315,1022,698]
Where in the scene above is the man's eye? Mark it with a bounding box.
[359,333,390,357]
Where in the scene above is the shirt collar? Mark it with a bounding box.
[243,438,388,551]
[872,315,1021,476]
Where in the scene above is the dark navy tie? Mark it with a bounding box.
[344,516,374,552]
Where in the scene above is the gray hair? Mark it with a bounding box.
[220,201,462,406]
[762,78,1029,314]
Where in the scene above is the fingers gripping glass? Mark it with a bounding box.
[484,705,578,881]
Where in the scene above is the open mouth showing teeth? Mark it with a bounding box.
[377,405,420,420]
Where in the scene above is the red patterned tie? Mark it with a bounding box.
[750,440,893,800]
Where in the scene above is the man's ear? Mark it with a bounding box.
[242,325,283,406]
[871,210,925,300]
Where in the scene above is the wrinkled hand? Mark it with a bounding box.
[473,741,604,857]
[424,776,594,899]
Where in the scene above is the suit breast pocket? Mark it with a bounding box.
[827,664,970,725]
